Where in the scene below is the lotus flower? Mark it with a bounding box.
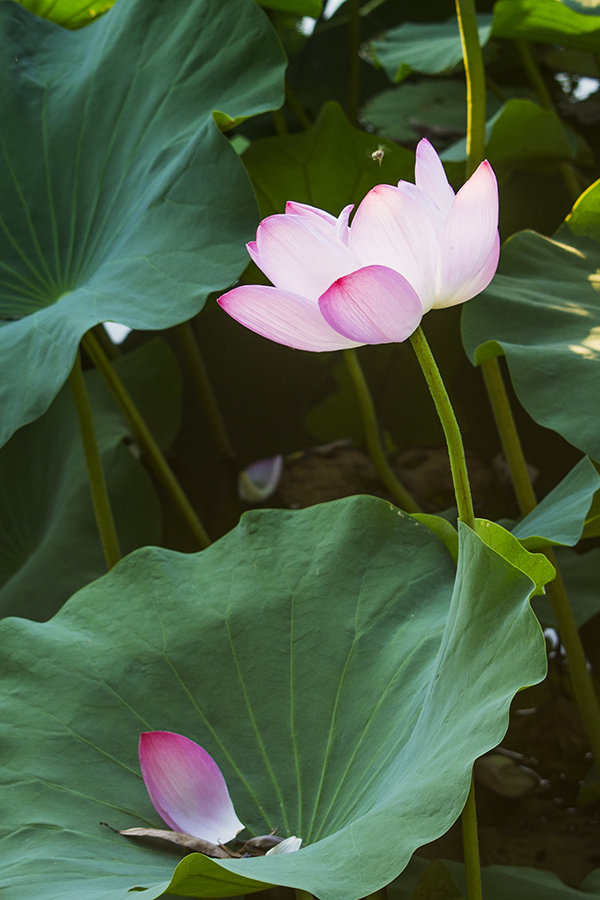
[218,139,499,350]
[138,731,301,854]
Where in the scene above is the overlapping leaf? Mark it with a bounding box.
[369,16,493,83]
[0,0,285,447]
[242,101,415,218]
[512,456,600,549]
[0,339,180,621]
[13,0,115,28]
[462,180,600,461]
[0,497,547,900]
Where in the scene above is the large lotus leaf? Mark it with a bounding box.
[13,0,116,28]
[511,456,600,549]
[242,101,415,218]
[461,203,600,461]
[0,496,547,900]
[369,17,493,83]
[0,338,180,621]
[363,80,503,146]
[492,0,600,51]
[0,0,285,448]
[442,99,576,169]
[390,856,600,899]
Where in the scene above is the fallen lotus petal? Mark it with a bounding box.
[139,731,244,844]
[266,835,303,855]
[218,138,499,350]
[238,455,284,503]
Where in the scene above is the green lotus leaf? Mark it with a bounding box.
[0,338,180,621]
[0,497,546,899]
[442,99,576,168]
[511,457,600,549]
[242,101,415,218]
[362,80,501,146]
[0,0,285,447]
[369,16,493,83]
[474,519,555,595]
[461,187,600,461]
[492,0,600,51]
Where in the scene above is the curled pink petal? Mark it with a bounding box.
[414,138,455,216]
[139,731,244,843]
[435,159,499,307]
[252,214,357,300]
[318,265,423,344]
[218,284,362,351]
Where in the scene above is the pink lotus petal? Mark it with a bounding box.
[285,201,337,230]
[218,284,362,351]
[435,160,499,307]
[349,184,438,306]
[414,138,455,216]
[318,265,423,344]
[251,214,358,300]
[139,732,244,843]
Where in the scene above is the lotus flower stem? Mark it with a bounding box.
[343,349,421,513]
[408,327,474,530]
[171,322,236,464]
[68,350,121,569]
[82,331,212,550]
[409,324,480,898]
[481,355,600,773]
[516,41,582,202]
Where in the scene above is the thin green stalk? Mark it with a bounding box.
[409,325,479,900]
[481,357,537,513]
[348,0,361,124]
[408,328,474,529]
[461,779,483,900]
[69,351,121,569]
[171,322,235,462]
[285,82,312,131]
[271,107,287,136]
[82,331,211,549]
[343,348,421,513]
[452,3,490,893]
[454,0,486,177]
[517,40,582,202]
[481,355,600,772]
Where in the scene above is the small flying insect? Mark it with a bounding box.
[370,144,385,167]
